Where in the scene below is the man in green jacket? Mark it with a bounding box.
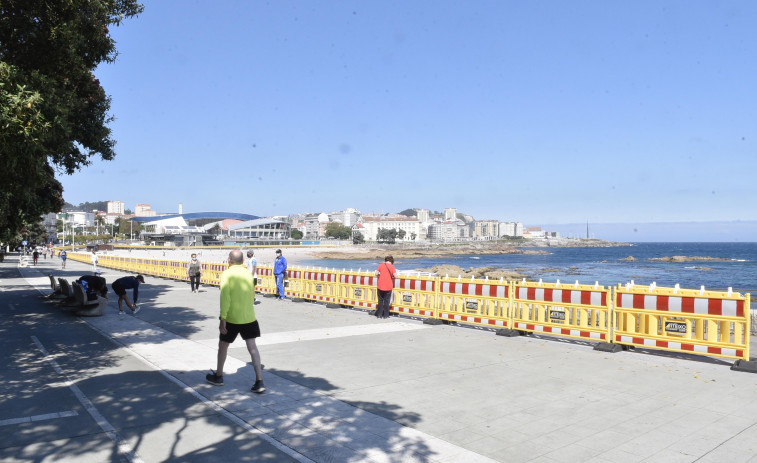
[206,250,265,393]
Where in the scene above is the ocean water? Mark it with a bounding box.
[300,242,757,293]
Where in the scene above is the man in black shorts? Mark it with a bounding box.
[206,250,265,393]
[112,275,145,317]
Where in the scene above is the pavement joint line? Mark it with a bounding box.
[197,322,431,347]
[31,335,145,463]
[0,411,80,427]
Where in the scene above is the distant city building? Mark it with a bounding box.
[443,208,457,221]
[473,220,500,240]
[229,218,291,240]
[134,203,157,217]
[328,208,361,227]
[107,200,124,215]
[357,215,422,241]
[304,213,329,239]
[498,222,524,237]
[416,209,430,222]
[427,220,469,242]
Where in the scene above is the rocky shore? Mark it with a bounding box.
[310,238,625,261]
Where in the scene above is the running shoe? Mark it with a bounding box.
[251,380,266,394]
[132,306,141,315]
[206,371,224,386]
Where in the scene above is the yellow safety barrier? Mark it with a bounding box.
[436,277,511,328]
[59,251,754,366]
[391,275,438,319]
[255,265,277,295]
[299,268,340,303]
[337,271,377,310]
[614,284,751,360]
[283,269,302,299]
[511,281,611,342]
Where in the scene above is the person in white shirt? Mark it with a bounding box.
[246,250,257,302]
[90,250,99,274]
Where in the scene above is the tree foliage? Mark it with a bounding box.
[352,231,364,244]
[377,228,397,244]
[290,229,303,240]
[324,222,352,240]
[0,0,143,242]
[397,209,416,217]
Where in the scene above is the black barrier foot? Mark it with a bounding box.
[326,303,341,309]
[495,329,522,337]
[731,360,757,373]
[423,318,443,325]
[292,298,305,303]
[593,342,623,353]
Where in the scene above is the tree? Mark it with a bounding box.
[377,228,397,244]
[397,209,417,217]
[352,231,364,244]
[325,222,352,240]
[0,1,144,242]
[290,229,303,240]
[398,229,406,240]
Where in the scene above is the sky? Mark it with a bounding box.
[59,1,757,240]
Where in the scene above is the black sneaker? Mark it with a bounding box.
[205,371,224,386]
[251,380,266,394]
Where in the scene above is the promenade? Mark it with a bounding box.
[1,253,757,462]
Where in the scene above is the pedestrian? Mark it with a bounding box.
[90,249,98,274]
[375,255,397,319]
[43,248,47,259]
[206,250,265,394]
[32,249,39,265]
[60,249,67,269]
[111,274,145,317]
[273,249,287,300]
[77,274,108,300]
[246,250,257,302]
[187,253,202,293]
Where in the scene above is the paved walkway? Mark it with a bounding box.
[2,254,757,462]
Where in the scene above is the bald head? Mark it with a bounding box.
[228,250,244,265]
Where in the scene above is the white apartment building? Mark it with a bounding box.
[427,220,470,242]
[444,208,457,221]
[356,216,422,241]
[304,213,329,239]
[499,222,524,237]
[107,200,124,215]
[328,208,360,227]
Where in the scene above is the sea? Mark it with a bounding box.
[300,242,757,294]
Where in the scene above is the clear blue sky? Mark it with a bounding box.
[60,1,757,233]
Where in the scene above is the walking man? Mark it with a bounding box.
[112,274,145,317]
[60,249,67,269]
[206,250,265,393]
[273,249,287,300]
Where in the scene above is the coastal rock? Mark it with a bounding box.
[620,256,637,262]
[647,256,732,262]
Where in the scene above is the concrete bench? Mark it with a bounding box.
[71,281,106,317]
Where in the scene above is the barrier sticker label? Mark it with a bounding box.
[466,301,478,310]
[550,310,566,321]
[315,284,323,291]
[665,321,687,334]
[403,295,413,303]
[354,289,362,297]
